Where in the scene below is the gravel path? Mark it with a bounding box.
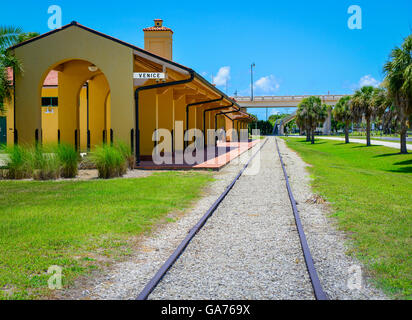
[149,137,314,299]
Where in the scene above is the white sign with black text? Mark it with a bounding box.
[133,72,166,79]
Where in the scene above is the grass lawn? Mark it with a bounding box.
[0,171,213,299]
[282,138,412,299]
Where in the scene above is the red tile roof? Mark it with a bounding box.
[143,19,173,32]
[43,70,58,86]
[6,67,58,86]
[6,67,12,82]
[143,26,173,32]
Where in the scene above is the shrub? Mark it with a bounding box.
[114,141,135,169]
[30,146,61,180]
[90,144,126,179]
[4,145,32,179]
[55,144,79,178]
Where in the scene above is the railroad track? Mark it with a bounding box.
[275,138,327,300]
[136,137,327,300]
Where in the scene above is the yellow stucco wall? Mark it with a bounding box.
[12,25,134,147]
[2,98,14,145]
[6,23,249,159]
[79,87,87,150]
[138,89,156,156]
[89,74,110,148]
[144,31,173,60]
[41,87,58,144]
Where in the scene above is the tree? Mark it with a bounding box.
[0,26,39,113]
[333,96,352,143]
[285,118,296,133]
[296,99,311,142]
[383,34,412,154]
[350,86,381,146]
[296,96,326,144]
[371,87,393,132]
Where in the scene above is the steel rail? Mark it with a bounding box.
[275,138,328,300]
[136,138,268,300]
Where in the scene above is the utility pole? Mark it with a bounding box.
[251,63,255,101]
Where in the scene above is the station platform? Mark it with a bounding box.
[137,139,261,170]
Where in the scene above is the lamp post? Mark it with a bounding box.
[250,63,255,101]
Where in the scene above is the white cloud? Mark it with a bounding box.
[213,66,231,86]
[254,75,280,94]
[359,75,380,88]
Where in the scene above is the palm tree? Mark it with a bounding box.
[0,26,39,113]
[350,86,380,146]
[296,99,311,142]
[371,86,392,126]
[315,103,329,142]
[383,34,412,154]
[0,26,23,49]
[333,96,352,143]
[296,96,325,144]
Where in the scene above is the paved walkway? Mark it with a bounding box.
[289,136,411,151]
[138,140,260,170]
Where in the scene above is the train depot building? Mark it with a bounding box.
[2,20,255,169]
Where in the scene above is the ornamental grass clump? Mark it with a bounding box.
[114,141,135,169]
[4,145,32,179]
[90,144,126,179]
[30,146,60,180]
[55,143,79,178]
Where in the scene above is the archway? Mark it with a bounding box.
[39,59,111,151]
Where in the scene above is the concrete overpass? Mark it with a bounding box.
[234,95,347,135]
[234,95,345,108]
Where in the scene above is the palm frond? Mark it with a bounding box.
[0,25,23,49]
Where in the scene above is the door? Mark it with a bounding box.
[0,117,6,145]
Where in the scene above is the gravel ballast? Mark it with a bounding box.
[57,136,387,300]
[276,138,387,300]
[56,142,262,300]
[150,137,314,299]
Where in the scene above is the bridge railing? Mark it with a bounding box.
[234,95,347,102]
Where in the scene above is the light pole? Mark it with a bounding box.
[250,63,255,101]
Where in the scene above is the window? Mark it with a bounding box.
[41,97,58,107]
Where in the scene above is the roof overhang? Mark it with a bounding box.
[133,50,190,76]
[8,21,244,110]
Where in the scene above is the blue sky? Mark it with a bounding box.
[1,0,411,119]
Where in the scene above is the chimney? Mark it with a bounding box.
[143,19,173,60]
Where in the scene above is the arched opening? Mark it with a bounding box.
[39,59,111,152]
